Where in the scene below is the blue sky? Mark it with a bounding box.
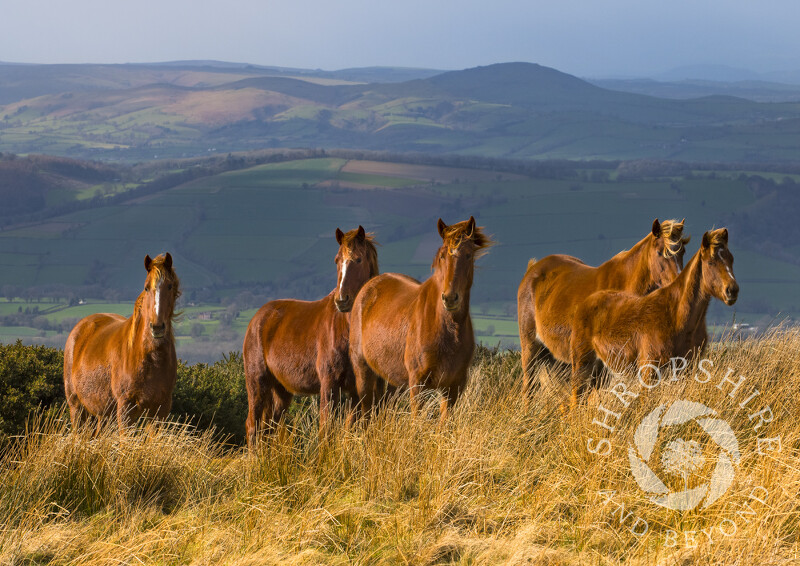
[3,0,799,77]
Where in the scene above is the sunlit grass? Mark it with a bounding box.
[1,331,798,564]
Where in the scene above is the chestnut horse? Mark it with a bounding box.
[517,219,690,391]
[570,228,738,406]
[243,226,379,445]
[64,253,180,431]
[349,217,493,419]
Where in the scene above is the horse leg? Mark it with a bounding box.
[518,276,559,395]
[570,334,596,410]
[270,386,293,439]
[318,374,341,432]
[246,345,281,446]
[246,377,270,448]
[117,397,143,434]
[350,353,379,425]
[439,384,461,424]
[407,367,432,417]
[66,397,89,431]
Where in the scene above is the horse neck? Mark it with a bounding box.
[125,293,171,360]
[665,251,711,335]
[598,237,652,293]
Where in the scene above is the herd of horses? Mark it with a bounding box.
[61,216,739,444]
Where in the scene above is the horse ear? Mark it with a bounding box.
[357,225,366,241]
[467,216,476,238]
[437,218,447,239]
[335,228,344,245]
[720,228,728,244]
[702,231,711,249]
[652,219,661,238]
[144,254,153,272]
[164,252,173,271]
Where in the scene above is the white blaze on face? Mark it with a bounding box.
[155,278,162,318]
[339,260,349,297]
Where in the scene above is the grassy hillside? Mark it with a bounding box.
[4,62,800,162]
[0,333,797,564]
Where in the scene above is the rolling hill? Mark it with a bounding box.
[3,61,800,162]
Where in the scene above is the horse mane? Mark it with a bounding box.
[340,229,380,277]
[704,228,728,249]
[658,219,691,259]
[439,220,495,261]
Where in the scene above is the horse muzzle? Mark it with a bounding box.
[150,323,167,339]
[441,292,460,311]
[724,284,739,306]
[334,296,353,312]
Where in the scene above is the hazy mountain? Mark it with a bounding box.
[589,77,800,102]
[656,64,763,82]
[4,61,800,162]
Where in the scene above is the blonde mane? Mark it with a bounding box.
[659,219,691,258]
[440,220,495,260]
[705,227,729,249]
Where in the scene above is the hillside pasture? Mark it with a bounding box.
[1,156,799,360]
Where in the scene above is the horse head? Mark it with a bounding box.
[435,216,493,312]
[700,228,738,306]
[141,253,180,341]
[647,218,691,290]
[334,226,379,312]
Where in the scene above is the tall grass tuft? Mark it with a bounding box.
[1,333,798,564]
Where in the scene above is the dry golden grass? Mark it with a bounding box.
[1,331,798,565]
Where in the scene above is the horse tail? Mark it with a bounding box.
[243,314,268,386]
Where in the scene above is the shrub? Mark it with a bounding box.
[0,342,249,444]
[0,341,64,444]
[172,351,249,444]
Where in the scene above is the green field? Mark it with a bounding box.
[1,156,797,361]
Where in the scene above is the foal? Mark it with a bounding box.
[569,228,738,407]
[518,219,689,391]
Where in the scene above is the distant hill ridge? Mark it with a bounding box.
[3,61,800,162]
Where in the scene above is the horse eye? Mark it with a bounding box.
[356,257,362,264]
